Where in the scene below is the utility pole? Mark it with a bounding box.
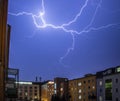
[0,0,8,101]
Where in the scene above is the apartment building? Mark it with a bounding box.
[69,74,96,101]
[17,81,41,101]
[54,77,69,100]
[96,66,120,101]
[41,81,54,101]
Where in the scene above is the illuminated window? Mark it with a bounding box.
[99,96,102,101]
[99,81,102,86]
[117,67,120,72]
[54,83,56,89]
[79,95,82,99]
[54,90,56,94]
[105,79,112,100]
[79,89,82,93]
[25,92,28,96]
[34,96,37,99]
[60,88,63,91]
[78,82,82,86]
[92,86,95,89]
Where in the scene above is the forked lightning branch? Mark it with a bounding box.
[8,0,120,65]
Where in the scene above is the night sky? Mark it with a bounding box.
[8,0,120,81]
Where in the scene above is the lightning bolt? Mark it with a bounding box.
[8,0,120,66]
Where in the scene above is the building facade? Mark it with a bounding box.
[96,66,120,101]
[41,81,54,101]
[0,0,9,100]
[17,81,41,101]
[54,77,69,100]
[5,68,19,101]
[69,74,96,101]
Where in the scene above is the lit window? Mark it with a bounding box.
[25,92,28,96]
[79,89,82,93]
[99,81,102,86]
[117,67,120,72]
[54,90,56,94]
[92,86,95,89]
[79,95,82,99]
[60,88,63,91]
[78,82,82,86]
[34,96,37,99]
[99,96,102,101]
[54,83,56,89]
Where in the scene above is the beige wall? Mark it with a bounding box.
[69,75,96,101]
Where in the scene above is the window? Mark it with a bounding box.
[116,79,118,83]
[99,81,102,86]
[116,97,118,101]
[92,86,95,89]
[78,82,82,86]
[30,86,32,89]
[117,67,120,72]
[35,90,37,92]
[54,83,56,89]
[105,79,112,100]
[25,92,28,96]
[20,93,22,96]
[34,86,37,89]
[60,88,63,91]
[88,86,90,89]
[34,93,37,96]
[100,88,102,93]
[99,96,102,101]
[88,80,90,83]
[116,88,118,93]
[79,95,82,99]
[84,81,86,84]
[79,89,81,93]
[24,86,27,89]
[29,93,32,96]
[24,89,27,92]
[54,90,56,94]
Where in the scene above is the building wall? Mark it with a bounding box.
[54,77,69,99]
[41,81,54,101]
[96,66,120,101]
[102,74,120,101]
[47,82,54,101]
[97,78,104,101]
[18,82,40,101]
[69,79,78,101]
[0,0,8,100]
[69,74,96,101]
[41,84,48,101]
